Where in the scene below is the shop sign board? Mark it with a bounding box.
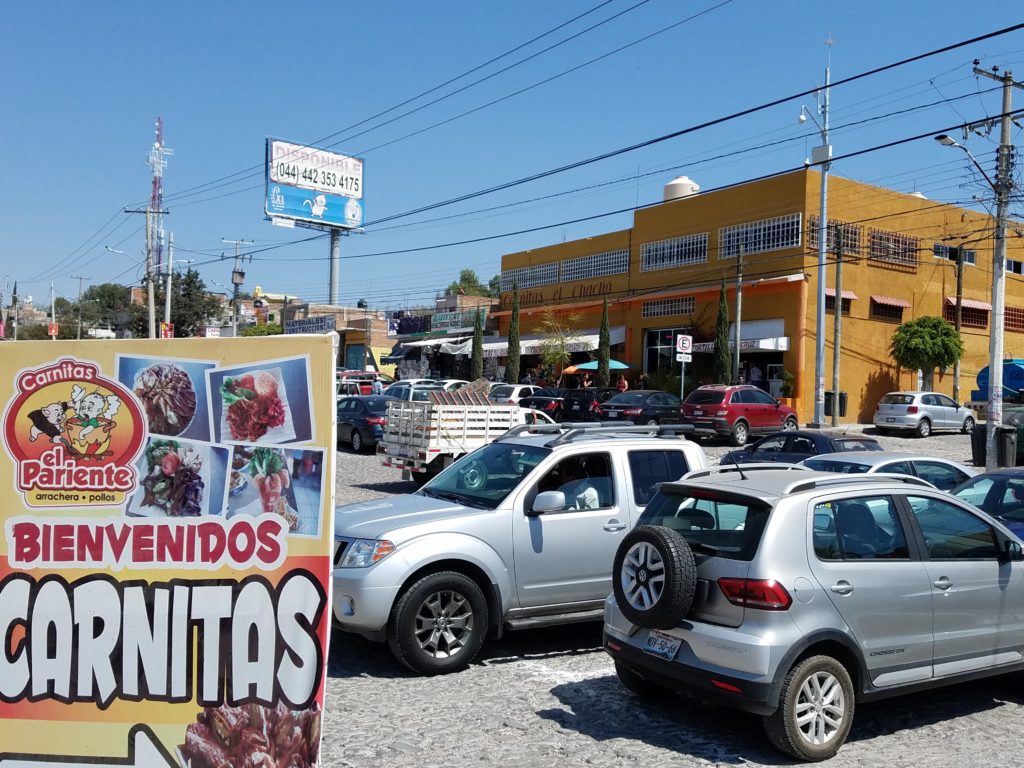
[0,335,337,766]
[285,315,337,334]
[430,309,486,333]
[265,138,364,230]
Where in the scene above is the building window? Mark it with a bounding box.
[870,299,904,323]
[1008,259,1024,275]
[641,233,708,271]
[642,296,696,319]
[559,249,630,282]
[825,296,852,315]
[1007,307,1024,332]
[719,213,802,259]
[943,303,989,329]
[644,327,691,375]
[500,262,559,292]
[807,216,863,253]
[933,244,977,266]
[868,229,919,268]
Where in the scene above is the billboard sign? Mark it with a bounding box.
[0,336,336,766]
[266,139,364,230]
[430,308,486,333]
[285,315,337,334]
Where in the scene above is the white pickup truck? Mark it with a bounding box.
[378,399,551,484]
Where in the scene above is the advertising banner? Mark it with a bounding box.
[0,335,336,767]
[285,316,336,335]
[265,139,364,230]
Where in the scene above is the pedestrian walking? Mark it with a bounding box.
[371,376,384,395]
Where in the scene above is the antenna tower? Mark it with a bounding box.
[148,117,173,273]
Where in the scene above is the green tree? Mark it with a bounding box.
[506,283,521,384]
[713,279,732,385]
[487,274,501,297]
[596,296,611,387]
[149,269,224,337]
[890,315,963,390]
[242,323,283,337]
[471,307,484,380]
[538,308,587,385]
[447,268,492,297]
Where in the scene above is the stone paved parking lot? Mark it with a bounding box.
[322,428,1024,767]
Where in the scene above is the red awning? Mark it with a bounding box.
[870,295,911,308]
[945,296,992,311]
[824,288,858,300]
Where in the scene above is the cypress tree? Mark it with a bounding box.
[713,279,733,385]
[507,284,521,383]
[471,306,484,380]
[596,296,610,387]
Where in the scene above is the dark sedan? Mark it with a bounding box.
[720,429,882,465]
[595,390,682,425]
[337,395,397,452]
[952,468,1024,538]
[518,388,567,419]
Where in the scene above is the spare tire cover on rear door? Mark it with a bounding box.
[612,525,697,629]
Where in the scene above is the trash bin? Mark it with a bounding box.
[997,424,1018,468]
[823,391,848,418]
[971,423,987,467]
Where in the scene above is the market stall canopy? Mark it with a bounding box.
[572,359,630,370]
[479,326,625,359]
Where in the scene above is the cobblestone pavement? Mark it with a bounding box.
[322,427,1024,768]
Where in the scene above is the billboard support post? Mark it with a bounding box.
[330,229,340,305]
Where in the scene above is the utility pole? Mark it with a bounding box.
[145,209,156,338]
[973,65,1022,470]
[830,225,844,427]
[223,238,253,337]
[49,282,56,340]
[71,274,90,340]
[952,245,964,403]
[165,233,174,326]
[733,243,744,383]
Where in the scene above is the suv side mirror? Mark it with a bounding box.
[530,491,567,516]
[1002,538,1024,562]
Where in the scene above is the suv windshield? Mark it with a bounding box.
[637,488,772,560]
[490,386,513,398]
[684,390,725,405]
[420,442,550,509]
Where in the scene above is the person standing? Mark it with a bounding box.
[371,376,384,395]
[749,363,764,391]
[616,374,629,393]
[638,372,649,390]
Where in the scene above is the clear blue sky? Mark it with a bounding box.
[1,2,1021,311]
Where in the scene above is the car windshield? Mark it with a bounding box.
[684,390,725,405]
[606,392,646,405]
[880,393,915,405]
[411,388,443,402]
[420,442,551,509]
[637,488,773,561]
[803,458,871,474]
[834,439,883,452]
[491,386,513,398]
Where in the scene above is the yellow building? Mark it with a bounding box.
[496,169,1024,423]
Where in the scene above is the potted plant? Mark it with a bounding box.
[777,369,796,408]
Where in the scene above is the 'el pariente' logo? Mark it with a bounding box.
[3,358,146,508]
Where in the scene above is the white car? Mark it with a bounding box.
[489,384,540,405]
[800,450,978,491]
[433,379,470,392]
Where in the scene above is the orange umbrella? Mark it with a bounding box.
[563,365,579,374]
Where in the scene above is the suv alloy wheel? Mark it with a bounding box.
[730,420,750,447]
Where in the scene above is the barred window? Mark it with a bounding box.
[870,300,904,323]
[559,249,629,282]
[868,229,920,268]
[933,244,977,266]
[719,213,802,259]
[500,262,559,292]
[1007,307,1024,332]
[943,303,988,329]
[1008,259,1024,275]
[825,296,852,315]
[641,233,708,272]
[642,296,696,319]
[807,216,863,253]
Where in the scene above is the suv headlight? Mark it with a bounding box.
[339,539,396,568]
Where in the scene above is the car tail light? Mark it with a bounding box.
[589,399,600,412]
[623,407,643,416]
[366,416,385,426]
[544,401,558,411]
[907,405,918,414]
[717,578,792,610]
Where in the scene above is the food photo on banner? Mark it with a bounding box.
[0,335,336,767]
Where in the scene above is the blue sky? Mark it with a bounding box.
[1,2,1021,311]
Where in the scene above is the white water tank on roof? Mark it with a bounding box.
[663,176,700,202]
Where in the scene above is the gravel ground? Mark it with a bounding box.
[321,426,1024,768]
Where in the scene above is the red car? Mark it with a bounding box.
[336,370,394,395]
[680,384,798,446]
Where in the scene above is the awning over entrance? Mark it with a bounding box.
[945,296,992,311]
[401,335,470,348]
[871,295,910,308]
[691,337,790,352]
[825,288,858,300]
[480,326,626,359]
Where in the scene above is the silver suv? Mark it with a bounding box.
[603,465,1024,761]
[333,422,708,675]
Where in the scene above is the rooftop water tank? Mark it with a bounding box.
[910,191,928,199]
[663,176,700,202]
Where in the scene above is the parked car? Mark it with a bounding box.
[384,382,445,402]
[337,395,397,452]
[603,464,1024,761]
[680,384,798,446]
[561,387,619,421]
[801,450,977,491]
[596,390,682,425]
[336,379,364,398]
[488,383,540,404]
[337,370,395,394]
[517,387,567,419]
[433,378,470,392]
[873,391,975,438]
[952,468,1024,538]
[333,422,710,675]
[720,429,882,466]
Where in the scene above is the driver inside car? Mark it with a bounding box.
[554,459,600,510]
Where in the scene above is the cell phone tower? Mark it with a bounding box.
[148,116,173,273]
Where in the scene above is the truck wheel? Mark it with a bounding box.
[387,571,489,676]
[612,525,695,629]
[763,655,854,761]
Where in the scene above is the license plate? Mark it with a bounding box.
[571,404,580,410]
[643,629,682,660]
[694,409,703,416]
[886,417,895,423]
[607,411,618,418]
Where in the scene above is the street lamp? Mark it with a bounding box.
[934,133,1009,471]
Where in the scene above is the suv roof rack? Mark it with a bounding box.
[496,421,693,445]
[682,463,811,480]
[783,472,935,495]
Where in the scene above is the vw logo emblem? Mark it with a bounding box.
[638,568,648,584]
